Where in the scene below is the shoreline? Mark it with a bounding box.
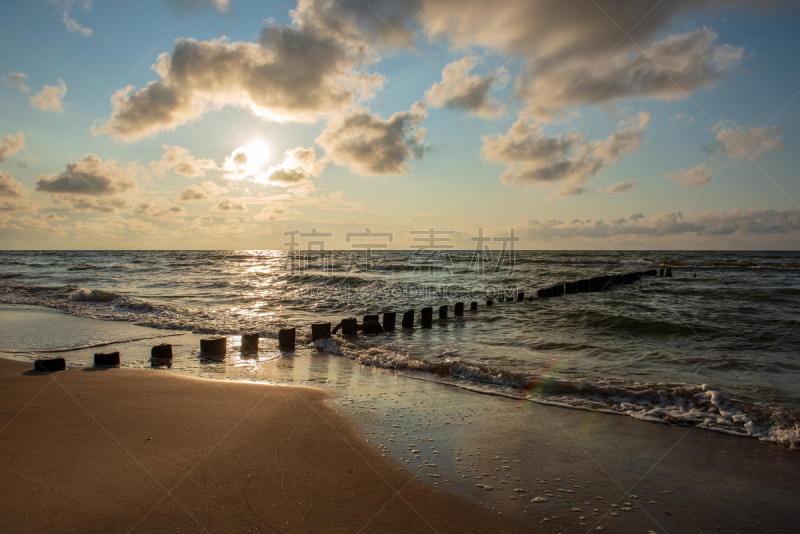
[2,306,800,532]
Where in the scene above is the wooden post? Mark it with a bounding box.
[421,307,433,328]
[201,337,227,355]
[517,291,525,301]
[486,299,493,306]
[341,318,358,335]
[151,344,173,360]
[242,333,259,352]
[383,312,396,331]
[279,328,296,350]
[470,301,478,311]
[402,310,414,328]
[34,357,66,372]
[439,305,448,319]
[363,314,379,323]
[454,302,464,316]
[311,323,331,341]
[94,351,120,366]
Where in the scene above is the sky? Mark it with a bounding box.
[1,0,799,251]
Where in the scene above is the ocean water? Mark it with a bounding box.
[1,249,799,449]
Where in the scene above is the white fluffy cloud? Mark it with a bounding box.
[667,163,712,187]
[263,147,324,185]
[29,79,67,113]
[425,56,507,118]
[0,132,25,161]
[151,144,217,178]
[316,102,428,175]
[93,10,385,141]
[482,112,650,194]
[713,121,785,160]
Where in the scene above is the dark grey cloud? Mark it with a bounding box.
[316,103,428,175]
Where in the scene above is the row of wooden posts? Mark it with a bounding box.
[31,269,673,372]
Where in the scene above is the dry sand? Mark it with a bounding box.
[0,358,526,533]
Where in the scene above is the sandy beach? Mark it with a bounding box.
[0,358,526,533]
[2,306,800,533]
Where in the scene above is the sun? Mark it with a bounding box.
[244,139,271,174]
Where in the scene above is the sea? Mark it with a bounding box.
[1,249,799,450]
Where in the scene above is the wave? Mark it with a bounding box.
[66,264,105,271]
[312,335,800,450]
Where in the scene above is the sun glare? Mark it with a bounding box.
[244,139,271,174]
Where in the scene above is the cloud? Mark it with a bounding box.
[0,170,38,212]
[316,102,428,175]
[211,197,247,212]
[666,163,712,186]
[0,132,25,161]
[671,113,694,127]
[133,198,186,219]
[520,208,800,240]
[93,11,385,141]
[482,111,650,193]
[4,72,30,93]
[36,154,138,195]
[517,29,743,120]
[151,144,217,177]
[607,180,636,194]
[713,121,785,160]
[254,204,297,221]
[52,0,93,37]
[178,184,208,201]
[425,56,507,118]
[29,79,67,112]
[263,147,325,185]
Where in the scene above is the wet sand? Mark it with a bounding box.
[2,306,799,533]
[0,358,527,533]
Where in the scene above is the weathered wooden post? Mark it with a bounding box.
[94,351,120,366]
[341,318,358,335]
[151,343,173,360]
[470,301,478,311]
[517,291,525,301]
[200,337,227,356]
[363,314,379,323]
[312,323,331,341]
[242,333,259,352]
[279,328,296,350]
[383,312,396,331]
[454,302,464,316]
[421,307,433,328]
[402,310,414,328]
[34,357,66,372]
[439,305,448,319]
